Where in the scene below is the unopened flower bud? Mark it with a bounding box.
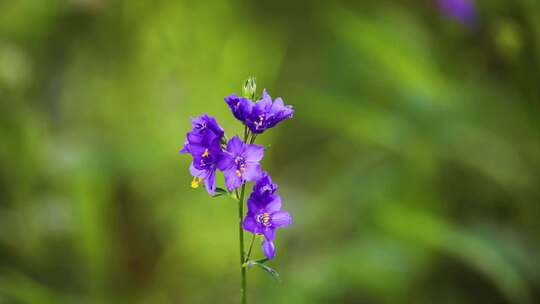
[242,77,257,99]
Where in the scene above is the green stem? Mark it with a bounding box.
[239,124,249,304]
[244,233,256,263]
[238,183,247,304]
[243,125,248,141]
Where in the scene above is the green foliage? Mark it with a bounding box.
[1,0,539,303]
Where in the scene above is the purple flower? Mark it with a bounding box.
[245,90,294,134]
[180,114,225,195]
[224,90,294,134]
[225,94,254,122]
[252,171,278,200]
[180,114,224,154]
[218,136,264,190]
[437,0,476,25]
[188,137,222,195]
[242,177,292,259]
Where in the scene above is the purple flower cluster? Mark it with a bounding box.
[180,114,224,195]
[180,80,293,260]
[225,89,294,134]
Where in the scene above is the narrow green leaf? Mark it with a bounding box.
[255,263,280,281]
[244,259,280,281]
[255,258,269,264]
[211,187,228,197]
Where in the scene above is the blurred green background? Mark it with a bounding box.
[1,0,540,303]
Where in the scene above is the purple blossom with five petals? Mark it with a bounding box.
[218,136,264,191]
[242,177,292,259]
[245,90,294,134]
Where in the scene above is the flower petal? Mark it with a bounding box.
[188,141,207,157]
[224,169,242,191]
[262,240,275,260]
[252,172,278,198]
[202,114,224,138]
[189,162,206,178]
[270,211,292,228]
[238,98,254,118]
[278,106,294,120]
[204,170,216,195]
[247,196,262,214]
[179,139,190,154]
[225,94,240,109]
[242,162,262,182]
[227,136,245,154]
[242,216,259,234]
[225,94,253,122]
[255,90,272,111]
[244,144,264,162]
[266,195,282,212]
[260,89,272,105]
[217,153,234,171]
[271,97,285,111]
[263,227,276,241]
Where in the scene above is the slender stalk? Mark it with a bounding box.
[243,125,249,142]
[238,183,247,304]
[238,124,250,304]
[243,125,248,141]
[244,233,256,263]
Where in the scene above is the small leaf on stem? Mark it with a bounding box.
[211,187,228,197]
[244,259,281,282]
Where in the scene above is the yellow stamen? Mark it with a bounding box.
[191,177,203,188]
[262,212,270,223]
[202,149,209,157]
[236,170,242,177]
